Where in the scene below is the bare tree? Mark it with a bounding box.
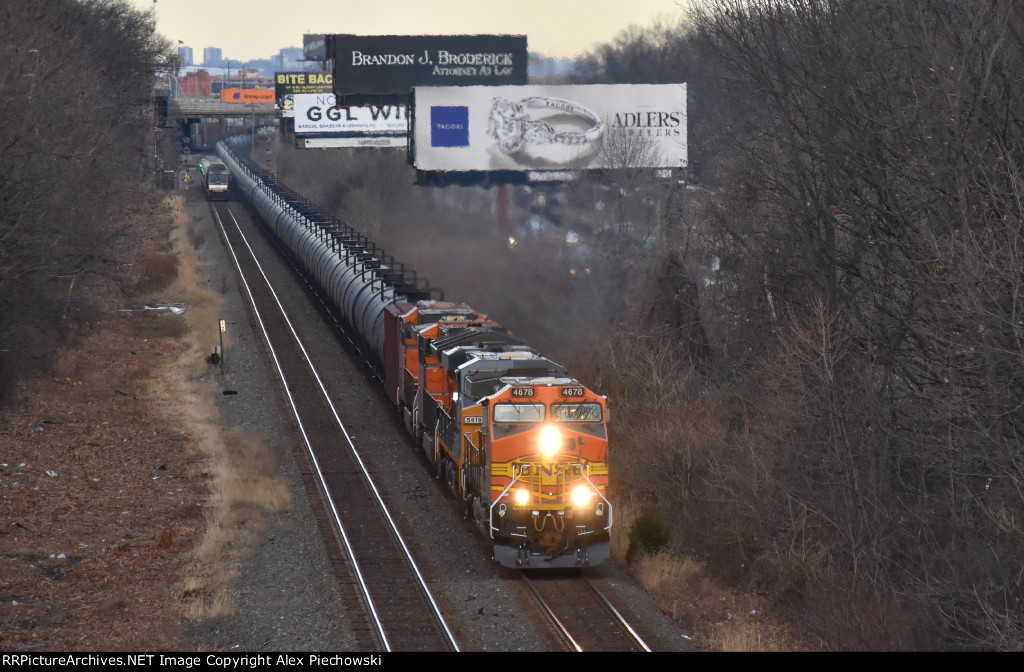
[0,0,171,397]
[684,0,1024,648]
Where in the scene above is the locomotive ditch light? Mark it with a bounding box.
[570,484,593,509]
[538,424,562,459]
[514,489,531,506]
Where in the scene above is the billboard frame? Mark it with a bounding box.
[410,83,687,183]
[332,34,528,105]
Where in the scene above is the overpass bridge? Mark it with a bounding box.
[156,94,280,151]
[168,96,278,120]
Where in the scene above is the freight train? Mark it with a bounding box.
[216,134,611,568]
[198,155,230,200]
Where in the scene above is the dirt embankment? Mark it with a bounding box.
[0,192,286,650]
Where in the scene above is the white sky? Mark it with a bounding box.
[132,0,688,63]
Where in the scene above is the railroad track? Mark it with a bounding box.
[202,187,689,652]
[211,200,459,652]
[520,572,652,652]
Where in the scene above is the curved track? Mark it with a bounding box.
[211,200,459,652]
[198,133,694,653]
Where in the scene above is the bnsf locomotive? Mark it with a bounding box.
[198,155,230,200]
[216,135,611,568]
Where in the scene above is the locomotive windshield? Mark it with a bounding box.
[493,403,545,423]
[551,403,602,422]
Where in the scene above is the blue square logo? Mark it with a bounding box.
[431,106,469,147]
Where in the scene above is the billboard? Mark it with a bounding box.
[294,93,407,136]
[220,88,276,103]
[412,84,687,173]
[275,71,333,116]
[304,34,330,62]
[332,34,527,99]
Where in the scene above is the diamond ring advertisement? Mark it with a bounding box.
[415,84,687,173]
[487,97,604,155]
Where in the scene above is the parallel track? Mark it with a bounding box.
[205,137,690,651]
[211,200,459,652]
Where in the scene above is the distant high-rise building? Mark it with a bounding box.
[177,46,193,66]
[278,47,305,71]
[203,47,223,67]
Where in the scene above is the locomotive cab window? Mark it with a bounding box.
[493,403,545,423]
[551,403,603,422]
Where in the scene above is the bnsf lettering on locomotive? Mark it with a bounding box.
[510,388,535,397]
[561,387,585,397]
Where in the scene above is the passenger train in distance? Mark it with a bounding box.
[198,155,230,200]
[215,134,611,569]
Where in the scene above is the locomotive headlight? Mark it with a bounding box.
[570,484,593,509]
[538,425,562,459]
[514,489,531,506]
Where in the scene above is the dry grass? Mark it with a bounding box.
[634,551,706,593]
[615,494,808,651]
[134,250,179,296]
[630,549,810,651]
[0,190,291,649]
[0,195,198,650]
[150,195,290,621]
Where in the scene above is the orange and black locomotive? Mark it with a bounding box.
[219,137,612,568]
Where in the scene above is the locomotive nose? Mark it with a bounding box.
[538,530,562,552]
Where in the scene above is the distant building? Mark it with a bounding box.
[176,66,272,96]
[177,68,216,96]
[277,47,305,71]
[177,45,193,66]
[203,47,223,68]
